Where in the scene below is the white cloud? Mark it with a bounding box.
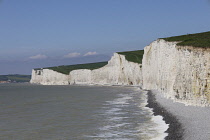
[63,52,81,58]
[84,51,98,56]
[29,54,47,59]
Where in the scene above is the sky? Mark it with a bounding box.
[0,0,210,75]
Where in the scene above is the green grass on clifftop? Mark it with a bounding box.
[41,62,108,75]
[162,31,210,48]
[117,50,144,64]
[0,75,31,82]
[35,50,144,74]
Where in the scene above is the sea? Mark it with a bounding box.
[0,83,168,140]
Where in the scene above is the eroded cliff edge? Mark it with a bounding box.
[142,39,210,106]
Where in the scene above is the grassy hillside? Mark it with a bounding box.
[117,50,144,64]
[39,61,108,75]
[0,75,31,82]
[162,31,210,48]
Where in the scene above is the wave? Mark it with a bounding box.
[85,87,169,139]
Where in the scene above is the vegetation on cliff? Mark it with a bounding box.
[162,31,210,48]
[39,62,108,75]
[34,50,145,75]
[0,75,31,82]
[117,50,144,64]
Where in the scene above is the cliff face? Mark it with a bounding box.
[30,53,142,86]
[30,69,69,85]
[142,39,210,106]
[30,39,210,106]
[70,53,142,85]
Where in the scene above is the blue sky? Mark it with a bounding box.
[0,0,210,74]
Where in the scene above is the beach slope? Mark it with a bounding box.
[149,90,210,140]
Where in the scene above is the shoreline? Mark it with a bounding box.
[147,90,210,140]
[16,83,210,139]
[146,90,184,140]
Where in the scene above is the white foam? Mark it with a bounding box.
[87,88,169,140]
[105,108,125,115]
[106,95,132,105]
[99,122,130,131]
[150,115,169,140]
[107,116,127,121]
[137,90,169,140]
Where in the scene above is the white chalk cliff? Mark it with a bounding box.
[142,39,210,106]
[30,53,142,86]
[30,39,210,106]
[30,69,69,85]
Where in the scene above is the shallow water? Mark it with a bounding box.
[0,83,167,140]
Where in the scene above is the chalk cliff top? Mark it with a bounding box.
[161,31,210,48]
[0,74,31,82]
[34,50,144,74]
[117,50,144,64]
[35,62,108,75]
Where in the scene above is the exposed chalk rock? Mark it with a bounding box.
[30,39,210,106]
[69,53,142,85]
[30,69,69,85]
[69,69,92,85]
[30,53,142,86]
[142,39,210,106]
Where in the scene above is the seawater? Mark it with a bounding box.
[0,83,168,140]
